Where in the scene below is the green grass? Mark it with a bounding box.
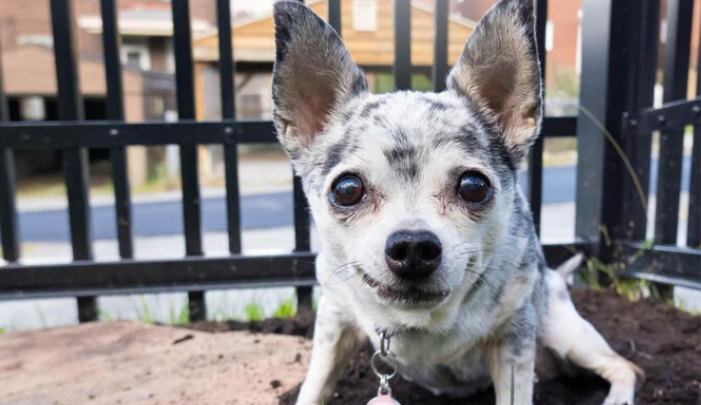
[272,298,297,319]
[168,303,190,325]
[132,297,155,324]
[374,72,434,93]
[93,292,308,326]
[244,303,265,322]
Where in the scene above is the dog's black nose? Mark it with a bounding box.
[385,230,442,280]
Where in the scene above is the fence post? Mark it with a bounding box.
[527,0,549,236]
[50,0,97,322]
[172,0,206,321]
[217,0,243,256]
[394,0,411,91]
[619,0,660,242]
[575,0,638,265]
[101,0,134,260]
[0,38,19,264]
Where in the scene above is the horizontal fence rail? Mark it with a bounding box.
[625,96,701,133]
[617,242,701,290]
[0,117,574,149]
[0,244,584,301]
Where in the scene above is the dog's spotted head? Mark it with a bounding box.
[273,0,541,310]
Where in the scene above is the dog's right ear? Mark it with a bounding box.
[447,0,542,162]
[272,2,367,158]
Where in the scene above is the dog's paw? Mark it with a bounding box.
[602,395,633,405]
[601,378,636,405]
[601,357,644,405]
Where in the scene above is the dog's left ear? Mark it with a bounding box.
[448,0,542,161]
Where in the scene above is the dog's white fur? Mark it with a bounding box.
[270,1,644,404]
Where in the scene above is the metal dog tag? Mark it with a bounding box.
[367,332,401,405]
[366,388,401,405]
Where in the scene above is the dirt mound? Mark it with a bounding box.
[2,290,697,404]
[0,321,312,405]
[276,289,701,405]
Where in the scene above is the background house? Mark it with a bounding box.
[0,0,214,186]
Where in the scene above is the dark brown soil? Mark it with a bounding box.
[188,309,316,339]
[193,289,701,405]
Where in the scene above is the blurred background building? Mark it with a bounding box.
[0,0,597,190]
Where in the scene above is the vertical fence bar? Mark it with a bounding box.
[101,0,133,260]
[528,0,548,236]
[432,0,448,92]
[172,0,205,320]
[689,119,701,247]
[394,0,411,90]
[289,0,312,311]
[328,0,341,36]
[293,175,312,310]
[654,0,693,246]
[688,17,701,249]
[0,149,18,263]
[620,0,659,241]
[217,0,242,255]
[0,40,19,264]
[50,0,97,322]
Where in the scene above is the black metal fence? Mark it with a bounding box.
[577,0,701,291]
[0,0,698,324]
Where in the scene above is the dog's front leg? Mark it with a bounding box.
[486,311,537,405]
[296,296,365,405]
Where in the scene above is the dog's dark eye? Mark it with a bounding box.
[458,172,492,204]
[330,175,365,207]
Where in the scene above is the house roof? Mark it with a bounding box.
[1,45,142,96]
[193,0,476,67]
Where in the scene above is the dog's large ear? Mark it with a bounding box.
[447,0,542,161]
[272,2,367,157]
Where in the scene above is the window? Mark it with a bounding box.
[353,0,377,32]
[545,21,554,52]
[125,51,141,69]
[576,10,582,75]
[121,42,151,70]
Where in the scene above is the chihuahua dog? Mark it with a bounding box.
[271,0,644,404]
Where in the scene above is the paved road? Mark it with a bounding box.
[10,157,693,242]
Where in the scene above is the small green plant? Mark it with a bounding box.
[244,303,265,322]
[273,299,297,319]
[168,302,190,325]
[0,327,6,335]
[572,105,662,302]
[580,239,659,301]
[133,297,155,324]
[99,309,115,322]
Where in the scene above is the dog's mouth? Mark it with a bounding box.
[355,267,449,305]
